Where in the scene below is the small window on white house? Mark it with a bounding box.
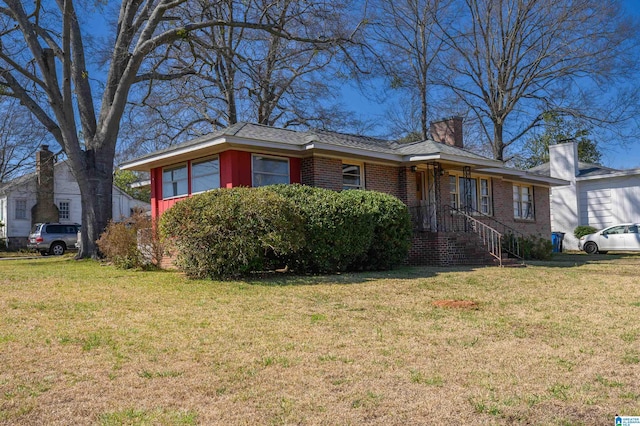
[252,155,289,187]
[191,157,220,193]
[58,201,70,220]
[15,199,27,220]
[162,164,188,199]
[342,163,363,190]
[513,184,534,219]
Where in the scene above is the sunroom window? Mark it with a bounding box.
[191,157,220,193]
[162,165,188,199]
[252,155,289,187]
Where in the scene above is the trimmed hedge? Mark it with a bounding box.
[159,187,304,279]
[159,185,412,278]
[268,185,411,273]
[267,185,373,273]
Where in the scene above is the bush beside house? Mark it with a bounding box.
[96,212,160,269]
[157,185,412,279]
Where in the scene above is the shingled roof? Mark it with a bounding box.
[121,122,500,169]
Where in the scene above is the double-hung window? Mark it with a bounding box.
[162,165,188,199]
[450,175,492,215]
[479,179,491,215]
[191,157,220,193]
[58,201,70,220]
[342,163,363,190]
[513,184,534,219]
[252,155,289,187]
[15,199,27,220]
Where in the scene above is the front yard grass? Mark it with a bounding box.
[1,254,639,424]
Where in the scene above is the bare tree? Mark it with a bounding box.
[370,0,451,140]
[436,0,640,161]
[0,98,51,182]
[114,0,368,161]
[0,0,353,258]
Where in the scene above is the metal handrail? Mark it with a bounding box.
[409,204,524,263]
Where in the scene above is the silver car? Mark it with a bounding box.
[579,223,640,254]
[27,223,81,256]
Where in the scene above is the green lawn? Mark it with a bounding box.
[1,254,639,425]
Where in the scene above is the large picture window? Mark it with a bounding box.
[342,163,363,190]
[162,165,188,199]
[513,184,534,219]
[252,155,289,187]
[450,175,492,215]
[191,157,220,193]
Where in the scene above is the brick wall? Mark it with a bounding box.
[301,157,343,191]
[488,178,552,238]
[365,163,401,198]
[407,231,495,266]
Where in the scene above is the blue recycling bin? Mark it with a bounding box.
[551,232,565,253]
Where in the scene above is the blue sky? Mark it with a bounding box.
[338,0,640,170]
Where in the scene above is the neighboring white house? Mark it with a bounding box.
[529,142,640,250]
[0,146,150,249]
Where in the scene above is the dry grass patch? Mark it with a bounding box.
[1,254,640,424]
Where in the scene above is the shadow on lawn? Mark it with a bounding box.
[530,252,640,268]
[245,264,490,286]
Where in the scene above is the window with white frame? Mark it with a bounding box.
[58,201,70,220]
[479,179,491,215]
[449,175,492,215]
[15,199,27,220]
[162,164,188,199]
[0,198,5,223]
[342,163,363,190]
[449,176,458,208]
[513,184,534,219]
[252,155,289,186]
[191,157,220,193]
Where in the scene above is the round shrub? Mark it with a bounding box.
[347,190,412,270]
[269,185,411,273]
[159,187,304,279]
[268,184,374,273]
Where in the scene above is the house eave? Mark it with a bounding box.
[405,153,503,168]
[304,142,400,163]
[479,167,569,186]
[575,168,640,181]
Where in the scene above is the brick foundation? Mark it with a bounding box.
[407,231,496,266]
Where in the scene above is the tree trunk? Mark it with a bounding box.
[493,121,505,161]
[75,147,115,259]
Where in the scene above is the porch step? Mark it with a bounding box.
[494,257,526,268]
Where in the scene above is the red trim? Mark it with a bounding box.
[289,157,301,184]
[152,150,301,217]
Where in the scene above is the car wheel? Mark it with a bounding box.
[49,242,66,256]
[584,242,598,255]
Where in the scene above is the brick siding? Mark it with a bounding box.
[301,157,342,191]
